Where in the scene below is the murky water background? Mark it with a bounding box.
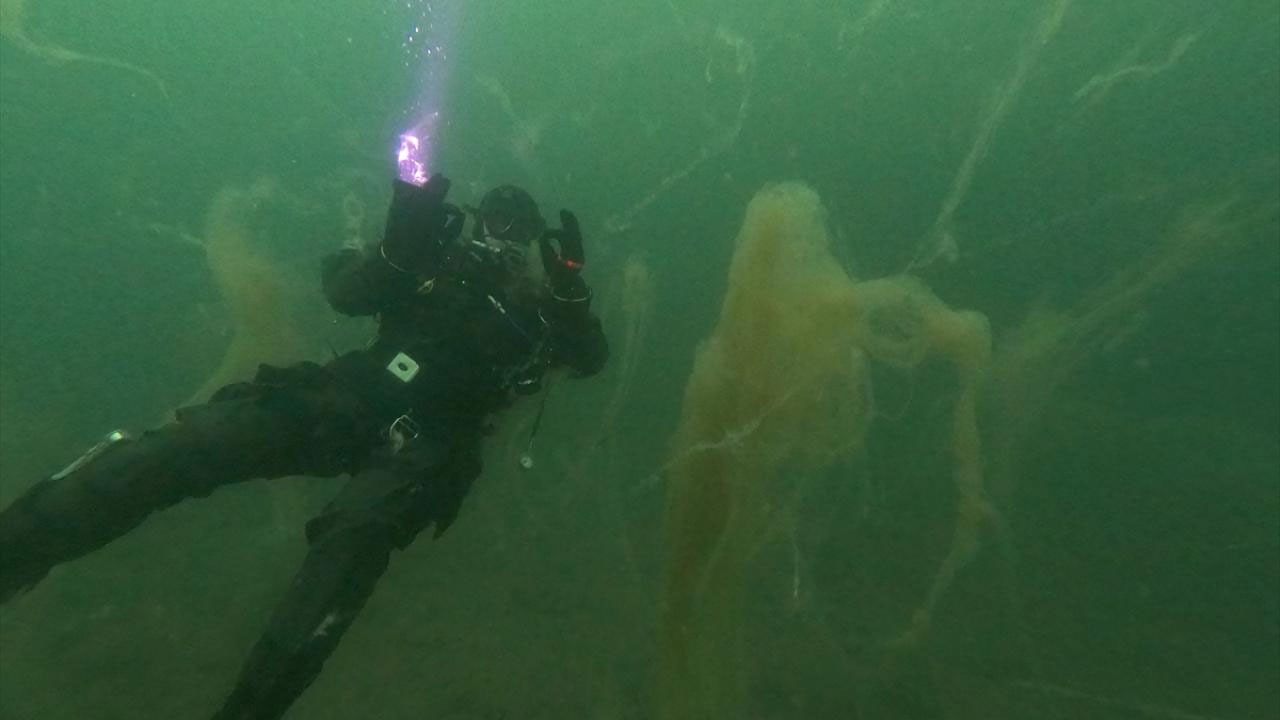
[1,1,1276,718]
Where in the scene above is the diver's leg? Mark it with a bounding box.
[0,391,339,603]
[210,438,480,720]
[209,520,395,720]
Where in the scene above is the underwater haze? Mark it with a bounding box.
[1,0,1277,718]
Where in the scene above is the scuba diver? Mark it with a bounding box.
[0,173,608,719]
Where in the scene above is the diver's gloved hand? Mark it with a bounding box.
[538,210,590,302]
[380,174,463,275]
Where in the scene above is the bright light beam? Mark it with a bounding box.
[394,1,458,185]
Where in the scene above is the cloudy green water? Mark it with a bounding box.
[0,1,1276,718]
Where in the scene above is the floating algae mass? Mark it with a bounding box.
[659,183,993,719]
[653,177,1277,719]
[178,179,321,408]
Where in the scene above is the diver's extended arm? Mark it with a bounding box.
[538,209,608,376]
[321,175,463,317]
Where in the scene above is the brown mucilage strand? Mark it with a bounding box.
[0,0,169,99]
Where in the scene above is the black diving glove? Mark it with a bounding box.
[538,209,590,302]
[381,174,464,275]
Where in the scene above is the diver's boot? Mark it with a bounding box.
[0,421,254,601]
[0,386,332,604]
[0,426,228,602]
[0,430,151,602]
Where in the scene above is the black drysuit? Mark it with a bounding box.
[0,242,607,719]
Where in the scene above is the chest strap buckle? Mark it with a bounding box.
[387,414,420,453]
